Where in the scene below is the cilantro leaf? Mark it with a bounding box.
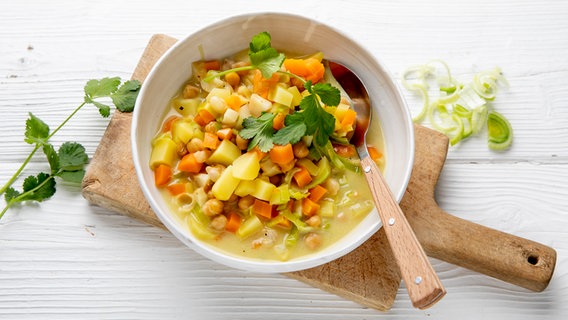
[42,143,60,175]
[58,142,88,172]
[300,81,338,147]
[272,112,306,145]
[4,187,21,203]
[24,113,50,145]
[248,32,285,79]
[111,80,141,112]
[84,77,121,99]
[249,32,272,53]
[88,100,111,117]
[58,170,86,183]
[312,83,341,107]
[21,172,56,202]
[239,113,276,152]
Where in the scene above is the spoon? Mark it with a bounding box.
[328,61,446,309]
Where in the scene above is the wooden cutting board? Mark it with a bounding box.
[81,34,556,311]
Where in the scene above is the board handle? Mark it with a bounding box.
[413,201,557,292]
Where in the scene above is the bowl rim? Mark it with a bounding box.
[131,12,415,273]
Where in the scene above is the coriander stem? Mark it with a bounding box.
[0,144,41,195]
[203,66,254,82]
[48,101,87,139]
[0,101,87,195]
[0,175,55,220]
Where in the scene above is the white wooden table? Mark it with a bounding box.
[1,0,567,318]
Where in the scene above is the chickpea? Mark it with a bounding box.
[224,71,240,88]
[306,215,321,227]
[205,165,224,182]
[182,84,200,99]
[237,195,255,210]
[292,141,309,158]
[176,141,188,157]
[202,198,224,216]
[323,178,340,196]
[186,138,204,153]
[304,233,322,250]
[204,121,218,134]
[236,134,249,150]
[210,214,227,231]
[193,149,211,163]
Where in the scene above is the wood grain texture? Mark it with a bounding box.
[1,1,567,319]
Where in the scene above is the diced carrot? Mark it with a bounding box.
[308,185,328,202]
[225,212,242,233]
[203,59,221,71]
[340,109,357,128]
[252,69,280,99]
[367,145,383,161]
[304,58,325,83]
[216,127,234,140]
[269,143,294,165]
[252,199,273,219]
[154,164,172,187]
[177,153,203,173]
[333,143,357,158]
[202,132,220,150]
[302,197,321,217]
[293,166,312,188]
[224,95,245,111]
[194,109,215,127]
[272,112,287,130]
[283,58,325,83]
[167,183,187,196]
[279,218,292,229]
[251,146,267,160]
[161,115,179,133]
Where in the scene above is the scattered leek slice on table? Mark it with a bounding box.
[401,60,513,150]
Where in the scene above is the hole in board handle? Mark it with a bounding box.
[527,255,539,266]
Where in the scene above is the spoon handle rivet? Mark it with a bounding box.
[388,218,395,226]
[415,276,423,285]
[364,165,371,173]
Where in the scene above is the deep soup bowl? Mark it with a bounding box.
[132,12,414,273]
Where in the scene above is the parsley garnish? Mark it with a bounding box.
[239,112,276,152]
[0,78,140,220]
[203,32,285,81]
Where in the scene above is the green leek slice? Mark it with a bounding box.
[487,111,513,150]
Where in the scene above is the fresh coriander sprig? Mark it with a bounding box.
[0,77,140,220]
[203,32,285,82]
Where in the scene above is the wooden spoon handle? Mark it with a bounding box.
[359,156,446,309]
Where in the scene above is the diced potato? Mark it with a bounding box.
[234,179,255,197]
[206,87,232,101]
[236,215,263,239]
[248,93,272,117]
[171,119,198,144]
[268,85,294,108]
[287,86,303,107]
[206,140,241,166]
[149,137,177,169]
[209,96,228,115]
[172,98,200,117]
[222,108,239,127]
[232,152,260,180]
[251,179,276,201]
[211,165,241,201]
[319,199,335,218]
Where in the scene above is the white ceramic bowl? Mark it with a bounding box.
[132,13,414,273]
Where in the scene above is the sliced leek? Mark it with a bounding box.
[402,61,513,150]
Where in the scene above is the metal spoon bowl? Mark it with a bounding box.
[328,61,446,309]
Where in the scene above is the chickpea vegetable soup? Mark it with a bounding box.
[149,32,385,261]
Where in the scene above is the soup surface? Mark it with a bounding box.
[149,32,385,261]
